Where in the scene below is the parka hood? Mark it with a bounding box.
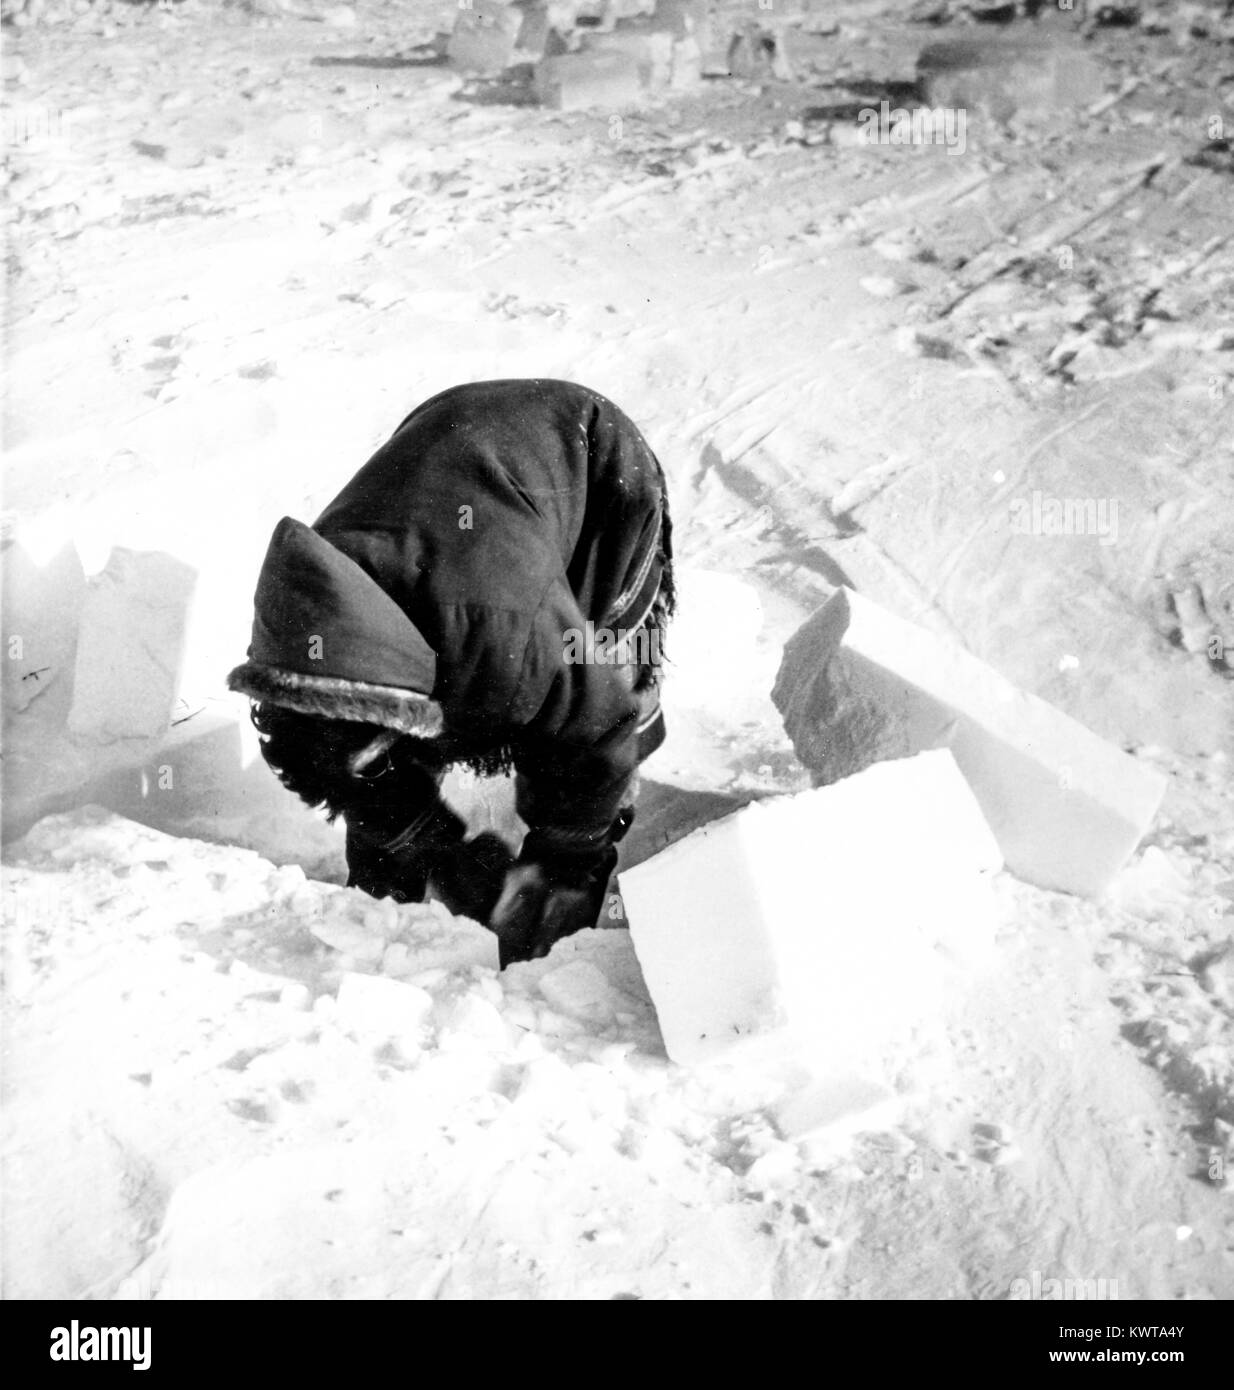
[226,517,443,736]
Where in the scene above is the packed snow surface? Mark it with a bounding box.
[4,800,1232,1300]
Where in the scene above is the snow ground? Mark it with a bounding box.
[3,797,1232,1300]
[2,0,1233,1298]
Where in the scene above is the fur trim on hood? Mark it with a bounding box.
[227,661,444,736]
[230,516,442,734]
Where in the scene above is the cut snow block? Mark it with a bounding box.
[723,28,787,82]
[580,28,675,90]
[67,548,196,742]
[1,537,85,715]
[666,32,703,90]
[917,36,1105,123]
[653,0,715,49]
[534,50,646,109]
[621,749,1002,1068]
[772,587,1168,899]
[447,0,526,75]
[649,0,710,78]
[538,959,621,1026]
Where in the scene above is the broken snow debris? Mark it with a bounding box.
[309,909,386,967]
[538,958,623,1026]
[858,273,915,298]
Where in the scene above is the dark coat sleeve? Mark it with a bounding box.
[505,578,645,847]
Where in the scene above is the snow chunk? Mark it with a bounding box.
[434,992,514,1052]
[398,900,500,974]
[621,750,1002,1070]
[1,536,83,715]
[279,983,312,1012]
[309,911,386,967]
[538,960,623,1027]
[381,943,412,978]
[773,587,1167,898]
[67,547,196,741]
[1108,846,1192,922]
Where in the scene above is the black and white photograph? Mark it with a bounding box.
[2,0,1232,1327]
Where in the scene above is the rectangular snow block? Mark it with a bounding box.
[652,0,718,77]
[772,587,1168,899]
[67,548,196,742]
[650,0,711,50]
[721,30,778,81]
[621,749,1002,1068]
[579,28,675,89]
[507,2,558,62]
[447,0,526,75]
[1,537,85,716]
[917,36,1105,123]
[534,50,646,109]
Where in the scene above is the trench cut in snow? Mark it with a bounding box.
[620,749,1003,1075]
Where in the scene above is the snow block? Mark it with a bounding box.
[308,907,387,968]
[1,537,84,716]
[579,28,676,90]
[534,50,646,109]
[651,0,710,41]
[538,958,621,1026]
[620,749,1002,1068]
[505,2,568,64]
[653,0,736,74]
[648,0,709,82]
[609,0,658,19]
[66,548,196,742]
[772,587,1168,898]
[917,36,1105,123]
[722,29,781,82]
[447,0,526,75]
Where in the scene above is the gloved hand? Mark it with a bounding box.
[489,828,621,968]
[426,830,515,925]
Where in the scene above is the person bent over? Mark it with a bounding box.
[227,379,673,966]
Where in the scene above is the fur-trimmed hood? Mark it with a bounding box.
[227,517,444,736]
